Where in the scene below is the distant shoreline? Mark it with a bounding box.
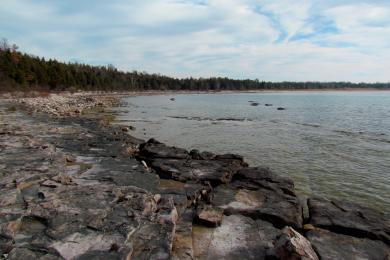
[1,87,389,100]
[111,88,390,97]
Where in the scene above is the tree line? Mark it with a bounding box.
[1,39,389,92]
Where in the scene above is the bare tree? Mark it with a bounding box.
[0,38,9,51]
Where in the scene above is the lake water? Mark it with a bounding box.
[112,91,390,214]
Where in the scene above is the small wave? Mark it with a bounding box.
[168,116,252,122]
[297,123,321,128]
[367,138,390,144]
[332,129,390,144]
[119,118,155,123]
[333,129,362,136]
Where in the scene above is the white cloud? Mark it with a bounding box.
[1,0,390,82]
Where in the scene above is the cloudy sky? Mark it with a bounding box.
[1,0,390,82]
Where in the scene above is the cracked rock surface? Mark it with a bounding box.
[1,97,389,259]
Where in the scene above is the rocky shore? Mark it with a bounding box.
[8,93,121,117]
[0,94,389,259]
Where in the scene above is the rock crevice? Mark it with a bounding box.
[0,98,389,259]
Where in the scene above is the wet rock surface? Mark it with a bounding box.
[308,197,390,245]
[1,96,389,259]
[307,228,390,260]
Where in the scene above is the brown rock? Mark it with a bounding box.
[269,226,319,260]
[65,154,76,163]
[196,206,224,227]
[54,173,73,185]
[172,210,195,260]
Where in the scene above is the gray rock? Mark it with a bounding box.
[138,138,190,160]
[212,184,303,229]
[150,158,243,185]
[307,228,390,260]
[190,149,215,160]
[268,226,319,260]
[234,167,296,197]
[7,247,61,260]
[308,197,390,245]
[193,215,280,260]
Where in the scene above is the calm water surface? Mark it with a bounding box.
[112,92,390,213]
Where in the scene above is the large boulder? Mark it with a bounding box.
[307,228,390,260]
[308,197,390,245]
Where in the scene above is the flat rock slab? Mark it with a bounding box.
[233,167,296,197]
[212,183,303,229]
[139,138,190,159]
[139,139,247,185]
[308,197,390,245]
[0,105,175,259]
[307,228,390,260]
[150,158,242,185]
[4,100,390,259]
[192,215,280,260]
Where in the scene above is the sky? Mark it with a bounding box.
[1,0,390,82]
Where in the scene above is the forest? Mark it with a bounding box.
[1,39,389,92]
